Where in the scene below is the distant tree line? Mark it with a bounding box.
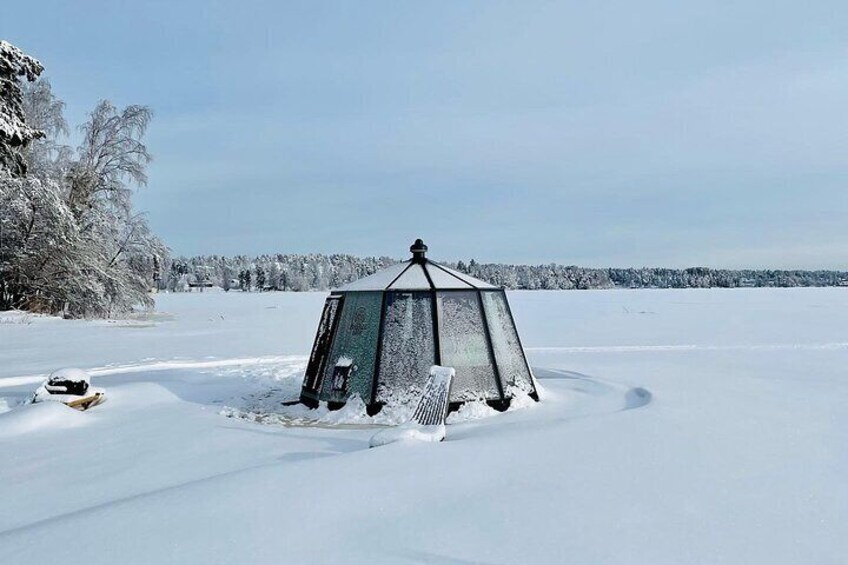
[162,254,397,292]
[162,255,848,292]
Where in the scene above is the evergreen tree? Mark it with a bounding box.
[0,41,44,177]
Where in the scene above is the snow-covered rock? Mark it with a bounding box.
[31,367,105,410]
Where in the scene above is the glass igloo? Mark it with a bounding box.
[299,239,538,415]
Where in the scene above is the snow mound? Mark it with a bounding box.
[221,395,409,427]
[444,388,540,423]
[369,424,445,447]
[0,401,85,438]
[102,382,180,409]
[369,365,454,447]
[0,397,17,414]
[222,390,538,428]
[446,399,498,422]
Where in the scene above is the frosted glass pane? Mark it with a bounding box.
[482,291,534,393]
[376,292,435,405]
[437,291,500,401]
[320,292,383,401]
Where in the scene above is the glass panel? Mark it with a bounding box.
[437,291,500,401]
[320,291,382,402]
[481,291,534,394]
[376,292,435,405]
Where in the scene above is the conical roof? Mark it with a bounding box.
[336,239,496,291]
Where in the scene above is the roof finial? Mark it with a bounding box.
[410,238,427,263]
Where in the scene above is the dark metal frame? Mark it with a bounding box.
[367,291,390,415]
[300,293,345,408]
[420,264,442,367]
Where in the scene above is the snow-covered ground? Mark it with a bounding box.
[1,289,846,564]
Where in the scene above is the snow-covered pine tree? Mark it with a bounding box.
[239,269,252,291]
[0,41,44,177]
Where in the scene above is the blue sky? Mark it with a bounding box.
[3,1,847,267]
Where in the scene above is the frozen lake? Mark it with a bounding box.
[1,288,846,564]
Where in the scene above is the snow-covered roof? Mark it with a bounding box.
[336,240,497,291]
[337,260,496,291]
